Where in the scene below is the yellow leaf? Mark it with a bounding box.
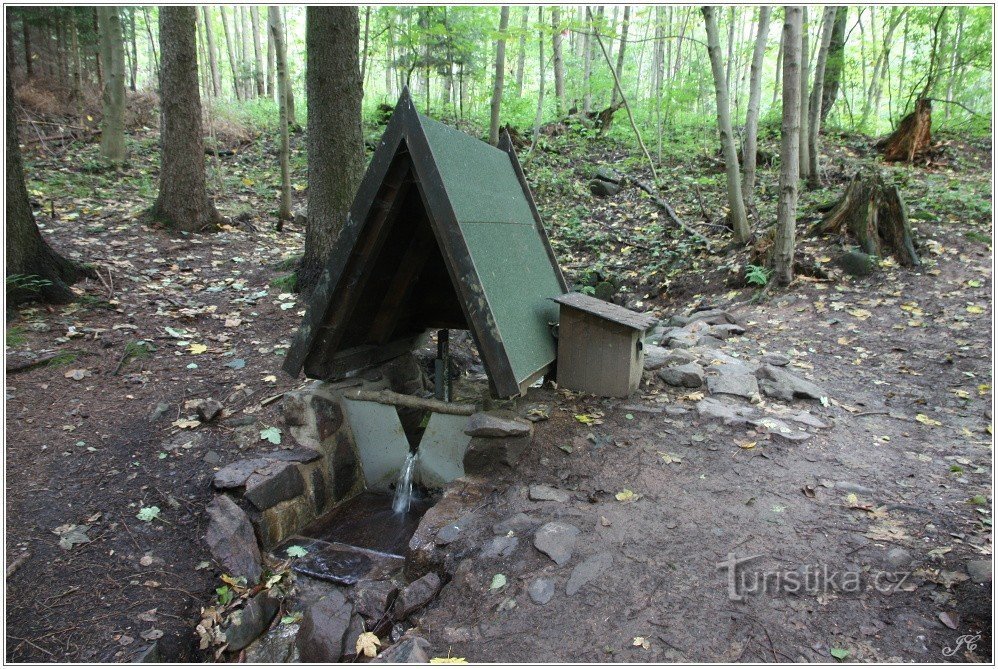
[262,375,277,383]
[966,305,984,314]
[574,414,594,425]
[430,658,468,664]
[188,343,208,355]
[172,418,200,429]
[355,632,381,658]
[737,440,756,450]
[241,177,255,187]
[915,413,942,427]
[633,636,651,650]
[848,308,872,320]
[615,489,637,502]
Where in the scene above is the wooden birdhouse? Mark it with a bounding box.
[552,293,657,398]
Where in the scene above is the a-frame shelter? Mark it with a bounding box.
[283,89,567,398]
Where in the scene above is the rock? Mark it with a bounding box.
[595,167,620,183]
[696,335,726,348]
[657,362,705,388]
[589,179,621,197]
[749,417,812,442]
[760,353,791,367]
[695,398,758,427]
[967,559,992,583]
[836,250,876,277]
[435,523,463,546]
[204,495,262,582]
[885,548,914,569]
[707,363,760,400]
[784,410,830,429]
[669,308,736,327]
[594,281,615,301]
[203,450,222,465]
[148,402,171,422]
[566,552,613,595]
[835,481,875,496]
[132,641,161,662]
[392,572,442,619]
[464,412,532,438]
[528,578,555,605]
[533,522,580,566]
[298,590,353,661]
[243,462,306,511]
[197,399,224,423]
[528,484,570,503]
[463,435,531,476]
[662,350,696,366]
[756,364,828,402]
[642,344,670,371]
[281,383,345,448]
[481,535,519,559]
[376,635,431,663]
[351,580,398,621]
[343,614,365,658]
[664,406,688,417]
[663,329,699,349]
[245,622,300,663]
[493,513,539,535]
[708,323,746,339]
[224,592,279,652]
[212,458,272,491]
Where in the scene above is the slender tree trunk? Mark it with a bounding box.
[202,8,222,98]
[582,8,593,114]
[515,6,528,97]
[220,7,241,101]
[151,7,221,232]
[806,7,837,188]
[944,7,966,122]
[97,8,126,163]
[300,7,365,293]
[69,15,82,104]
[6,74,85,306]
[128,8,138,91]
[672,7,691,78]
[527,6,546,161]
[488,6,510,146]
[725,7,735,89]
[609,5,630,107]
[552,7,566,116]
[819,7,848,122]
[283,7,296,126]
[56,14,69,90]
[774,6,802,286]
[268,7,291,223]
[142,7,159,83]
[702,7,750,244]
[798,7,811,180]
[250,7,265,97]
[23,20,33,78]
[266,15,276,98]
[360,6,371,91]
[742,6,771,205]
[654,6,665,162]
[771,19,784,107]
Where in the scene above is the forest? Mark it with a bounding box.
[5,4,995,665]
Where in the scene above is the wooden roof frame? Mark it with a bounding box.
[283,88,567,398]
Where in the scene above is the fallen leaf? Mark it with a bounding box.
[286,545,308,558]
[140,628,164,641]
[915,413,942,427]
[830,648,849,661]
[632,636,650,650]
[64,368,91,381]
[490,573,507,590]
[260,426,282,444]
[615,489,640,502]
[430,658,468,664]
[356,631,381,658]
[938,611,959,630]
[188,343,208,355]
[172,418,200,430]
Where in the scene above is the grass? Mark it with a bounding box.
[6,326,26,348]
[45,351,79,368]
[269,273,298,291]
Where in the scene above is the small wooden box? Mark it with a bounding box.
[552,293,657,398]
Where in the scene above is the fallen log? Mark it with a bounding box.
[626,175,713,247]
[815,168,920,266]
[343,389,477,416]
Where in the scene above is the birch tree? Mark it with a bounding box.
[742,6,772,205]
[268,6,291,222]
[774,7,802,285]
[552,7,566,116]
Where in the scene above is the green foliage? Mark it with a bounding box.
[745,264,773,287]
[269,273,298,291]
[45,352,79,368]
[6,326,27,348]
[6,274,52,295]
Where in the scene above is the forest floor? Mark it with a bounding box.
[5,114,993,662]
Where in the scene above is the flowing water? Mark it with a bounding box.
[392,450,419,514]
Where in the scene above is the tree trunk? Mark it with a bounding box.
[202,7,222,98]
[817,169,920,266]
[725,7,735,90]
[299,7,365,294]
[741,6,771,205]
[360,5,371,91]
[97,8,126,163]
[269,7,291,223]
[771,20,783,108]
[551,7,565,116]
[806,7,837,189]
[128,8,138,91]
[283,7,296,127]
[142,7,159,83]
[702,7,750,244]
[23,20,33,78]
[582,9,593,114]
[239,6,251,98]
[220,7,241,101]
[773,7,802,286]
[6,75,86,306]
[250,7,265,97]
[266,14,276,98]
[654,6,665,161]
[527,7,546,161]
[151,7,221,233]
[798,7,811,181]
[859,8,904,131]
[610,5,630,107]
[488,6,510,146]
[515,6,527,97]
[819,7,848,122]
[69,14,82,104]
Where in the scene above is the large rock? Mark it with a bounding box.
[224,592,279,652]
[376,635,431,663]
[297,590,353,662]
[642,344,670,371]
[244,622,300,663]
[708,323,746,339]
[533,522,580,566]
[197,398,224,423]
[528,484,570,503]
[756,364,828,402]
[967,559,992,583]
[204,495,262,582]
[566,552,613,596]
[695,398,758,427]
[464,412,532,438]
[707,362,759,400]
[669,308,736,327]
[657,362,705,388]
[589,179,621,197]
[243,462,306,511]
[661,350,696,367]
[350,579,398,621]
[212,458,272,491]
[281,382,345,448]
[392,572,442,619]
[528,578,555,605]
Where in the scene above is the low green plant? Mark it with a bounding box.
[269,273,297,291]
[745,264,773,287]
[6,274,52,295]
[6,326,26,348]
[45,351,79,367]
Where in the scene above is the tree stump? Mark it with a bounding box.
[816,169,920,267]
[877,98,932,163]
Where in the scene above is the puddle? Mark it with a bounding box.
[277,492,432,584]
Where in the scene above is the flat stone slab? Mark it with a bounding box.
[756,364,828,402]
[566,552,613,595]
[749,417,812,442]
[706,364,759,400]
[464,412,532,438]
[533,522,580,565]
[528,485,570,503]
[696,398,758,427]
[244,462,306,511]
[213,458,272,491]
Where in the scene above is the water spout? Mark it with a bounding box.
[392,450,419,514]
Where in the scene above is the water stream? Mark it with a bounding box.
[392,450,419,514]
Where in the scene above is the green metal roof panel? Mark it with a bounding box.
[459,221,561,383]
